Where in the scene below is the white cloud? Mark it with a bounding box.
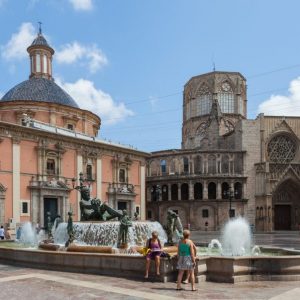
[56,78,134,124]
[69,0,93,11]
[56,42,107,73]
[1,22,36,60]
[258,77,300,116]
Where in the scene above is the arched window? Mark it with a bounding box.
[208,155,216,174]
[160,160,166,174]
[218,82,234,113]
[162,185,168,201]
[256,207,260,218]
[222,182,229,199]
[234,182,242,199]
[208,182,216,199]
[181,183,189,200]
[119,168,125,183]
[260,207,263,218]
[197,94,212,116]
[46,159,55,175]
[183,157,189,173]
[194,182,203,200]
[86,164,93,180]
[36,54,41,72]
[194,155,202,174]
[43,54,47,73]
[222,155,229,174]
[171,184,178,200]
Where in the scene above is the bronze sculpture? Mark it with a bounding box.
[65,211,74,247]
[74,173,123,221]
[46,211,53,239]
[118,210,132,247]
[165,210,183,244]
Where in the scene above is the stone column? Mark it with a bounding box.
[203,180,208,199]
[189,181,193,200]
[178,184,181,200]
[168,184,171,201]
[96,157,102,199]
[12,137,21,223]
[140,165,146,221]
[190,159,194,174]
[217,182,222,199]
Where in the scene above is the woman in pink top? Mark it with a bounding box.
[144,231,162,278]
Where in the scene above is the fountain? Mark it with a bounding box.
[208,239,223,255]
[2,204,300,283]
[205,217,300,283]
[221,217,252,256]
[17,222,46,247]
[54,221,167,248]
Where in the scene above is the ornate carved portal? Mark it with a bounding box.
[272,179,300,230]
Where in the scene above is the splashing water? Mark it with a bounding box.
[221,217,252,256]
[54,221,167,247]
[18,223,46,247]
[208,239,223,255]
[251,245,261,256]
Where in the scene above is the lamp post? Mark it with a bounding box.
[223,186,236,218]
[150,185,161,201]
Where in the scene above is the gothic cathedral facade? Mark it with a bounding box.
[146,71,300,232]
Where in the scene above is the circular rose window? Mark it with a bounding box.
[267,135,297,163]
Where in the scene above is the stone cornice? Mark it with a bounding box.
[0,121,150,158]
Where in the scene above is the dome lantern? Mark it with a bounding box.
[27,22,54,80]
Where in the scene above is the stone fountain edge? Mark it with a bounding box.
[0,246,206,283]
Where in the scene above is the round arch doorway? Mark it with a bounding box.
[273,179,300,230]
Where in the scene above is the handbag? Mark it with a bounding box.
[141,247,151,256]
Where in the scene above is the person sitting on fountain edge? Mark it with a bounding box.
[144,231,162,279]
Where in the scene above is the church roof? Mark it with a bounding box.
[0,77,79,108]
[31,34,50,47]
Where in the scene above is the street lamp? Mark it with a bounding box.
[223,186,237,218]
[150,185,161,201]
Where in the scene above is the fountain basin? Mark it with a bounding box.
[0,245,206,283]
[67,244,114,253]
[206,249,300,283]
[1,243,300,283]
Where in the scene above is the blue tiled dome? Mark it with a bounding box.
[0,78,79,108]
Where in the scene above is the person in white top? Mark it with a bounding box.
[0,226,5,240]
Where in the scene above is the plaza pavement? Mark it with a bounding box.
[0,264,300,300]
[1,231,300,299]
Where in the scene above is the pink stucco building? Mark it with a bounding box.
[0,30,149,231]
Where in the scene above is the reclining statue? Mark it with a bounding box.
[76,180,123,221]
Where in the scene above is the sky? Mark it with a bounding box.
[1,0,300,152]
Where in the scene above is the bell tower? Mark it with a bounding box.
[27,23,54,80]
